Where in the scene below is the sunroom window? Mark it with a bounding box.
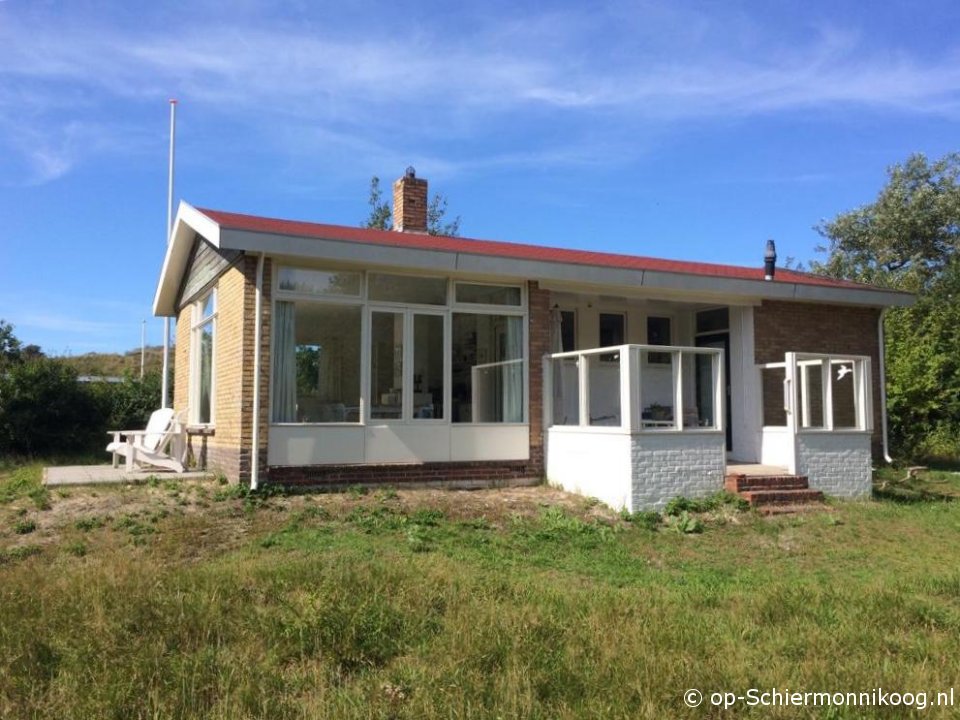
[452,313,523,423]
[191,290,216,425]
[272,300,362,423]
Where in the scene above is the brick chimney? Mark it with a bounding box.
[392,166,428,233]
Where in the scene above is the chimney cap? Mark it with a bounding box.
[764,239,777,281]
[404,166,416,179]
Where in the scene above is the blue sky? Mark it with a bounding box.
[1,0,958,354]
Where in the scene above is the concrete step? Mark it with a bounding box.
[724,473,810,493]
[740,488,825,507]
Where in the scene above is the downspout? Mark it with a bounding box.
[250,253,265,490]
[878,308,893,464]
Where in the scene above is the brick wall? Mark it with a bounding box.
[754,300,882,457]
[630,433,726,511]
[392,173,428,232]
[527,281,550,477]
[270,461,541,488]
[175,255,273,484]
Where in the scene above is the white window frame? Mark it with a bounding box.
[190,288,217,426]
[271,265,529,427]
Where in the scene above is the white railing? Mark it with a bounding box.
[544,344,724,434]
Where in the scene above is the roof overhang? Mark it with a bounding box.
[153,204,914,316]
[153,202,223,316]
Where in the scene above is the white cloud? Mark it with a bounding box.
[1,4,959,184]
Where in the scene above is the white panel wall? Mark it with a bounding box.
[796,432,872,497]
[365,425,451,463]
[630,433,726,510]
[268,424,529,465]
[546,429,633,511]
[760,427,795,472]
[450,426,529,461]
[268,426,365,466]
[730,306,761,462]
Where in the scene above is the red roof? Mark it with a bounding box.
[198,207,875,291]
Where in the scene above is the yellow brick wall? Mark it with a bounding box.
[173,306,191,419]
[172,256,272,482]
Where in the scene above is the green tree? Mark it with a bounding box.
[812,152,960,460]
[363,176,392,231]
[362,175,461,236]
[811,153,960,292]
[0,319,22,368]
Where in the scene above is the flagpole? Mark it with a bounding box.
[161,99,177,408]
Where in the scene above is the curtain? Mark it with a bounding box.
[272,301,297,422]
[503,316,523,422]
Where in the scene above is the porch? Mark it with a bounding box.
[543,344,875,511]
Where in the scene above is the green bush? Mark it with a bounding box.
[0,359,102,456]
[0,360,164,459]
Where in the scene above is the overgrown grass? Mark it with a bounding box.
[1,465,959,717]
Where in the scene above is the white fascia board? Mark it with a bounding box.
[152,203,223,317]
[219,228,914,309]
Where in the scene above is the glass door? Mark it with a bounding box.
[369,309,446,421]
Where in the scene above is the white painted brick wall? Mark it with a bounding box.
[630,433,727,511]
[796,433,872,497]
[546,429,634,511]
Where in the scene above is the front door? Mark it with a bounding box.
[696,332,732,451]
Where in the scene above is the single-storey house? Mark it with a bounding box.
[153,169,912,510]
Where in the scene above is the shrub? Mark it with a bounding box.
[0,359,103,456]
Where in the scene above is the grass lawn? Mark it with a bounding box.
[1,464,959,718]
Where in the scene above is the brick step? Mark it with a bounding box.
[724,473,810,493]
[740,488,824,507]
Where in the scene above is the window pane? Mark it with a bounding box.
[452,314,524,423]
[587,354,621,426]
[696,308,728,334]
[370,312,404,419]
[798,360,825,429]
[273,302,361,422]
[646,316,671,364]
[761,366,787,426]
[455,283,522,306]
[198,322,213,424]
[560,310,576,352]
[413,315,444,420]
[278,267,361,297]
[201,291,216,320]
[640,349,675,429]
[551,357,579,426]
[369,273,446,305]
[692,352,717,429]
[599,313,624,347]
[831,360,859,429]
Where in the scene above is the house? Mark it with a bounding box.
[153,169,912,511]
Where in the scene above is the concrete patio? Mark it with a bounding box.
[43,465,211,486]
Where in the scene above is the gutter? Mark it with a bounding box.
[250,253,265,490]
[878,308,893,464]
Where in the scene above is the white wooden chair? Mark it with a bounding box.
[106,408,187,473]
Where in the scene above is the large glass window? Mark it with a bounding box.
[272,301,361,423]
[191,290,216,425]
[647,316,672,365]
[452,314,523,423]
[370,311,404,419]
[455,283,522,306]
[560,310,576,352]
[369,273,446,305]
[278,268,361,297]
[413,314,444,419]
